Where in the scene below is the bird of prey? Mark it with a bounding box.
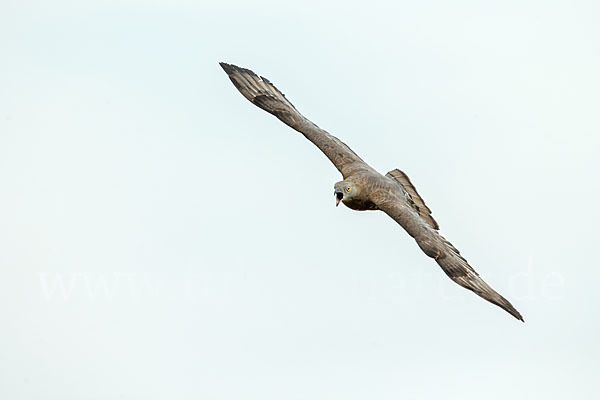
[219,62,524,322]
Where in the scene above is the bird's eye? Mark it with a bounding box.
[346,186,351,192]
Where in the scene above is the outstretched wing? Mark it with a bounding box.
[386,169,439,230]
[371,189,524,321]
[219,62,368,178]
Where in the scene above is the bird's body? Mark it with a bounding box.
[220,62,524,322]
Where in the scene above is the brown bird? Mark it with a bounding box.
[219,62,524,322]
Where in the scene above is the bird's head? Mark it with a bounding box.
[333,180,357,207]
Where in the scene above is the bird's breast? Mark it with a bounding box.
[343,197,378,211]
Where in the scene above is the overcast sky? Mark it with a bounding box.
[1,0,599,399]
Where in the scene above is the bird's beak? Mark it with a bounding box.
[335,191,343,207]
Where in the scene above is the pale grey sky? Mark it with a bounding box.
[1,0,599,399]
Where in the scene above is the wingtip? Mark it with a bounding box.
[218,62,262,79]
[219,61,234,74]
[510,308,525,322]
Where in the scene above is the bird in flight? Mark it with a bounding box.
[219,62,523,322]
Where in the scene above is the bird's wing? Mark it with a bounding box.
[220,62,368,178]
[385,168,439,230]
[370,188,524,321]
